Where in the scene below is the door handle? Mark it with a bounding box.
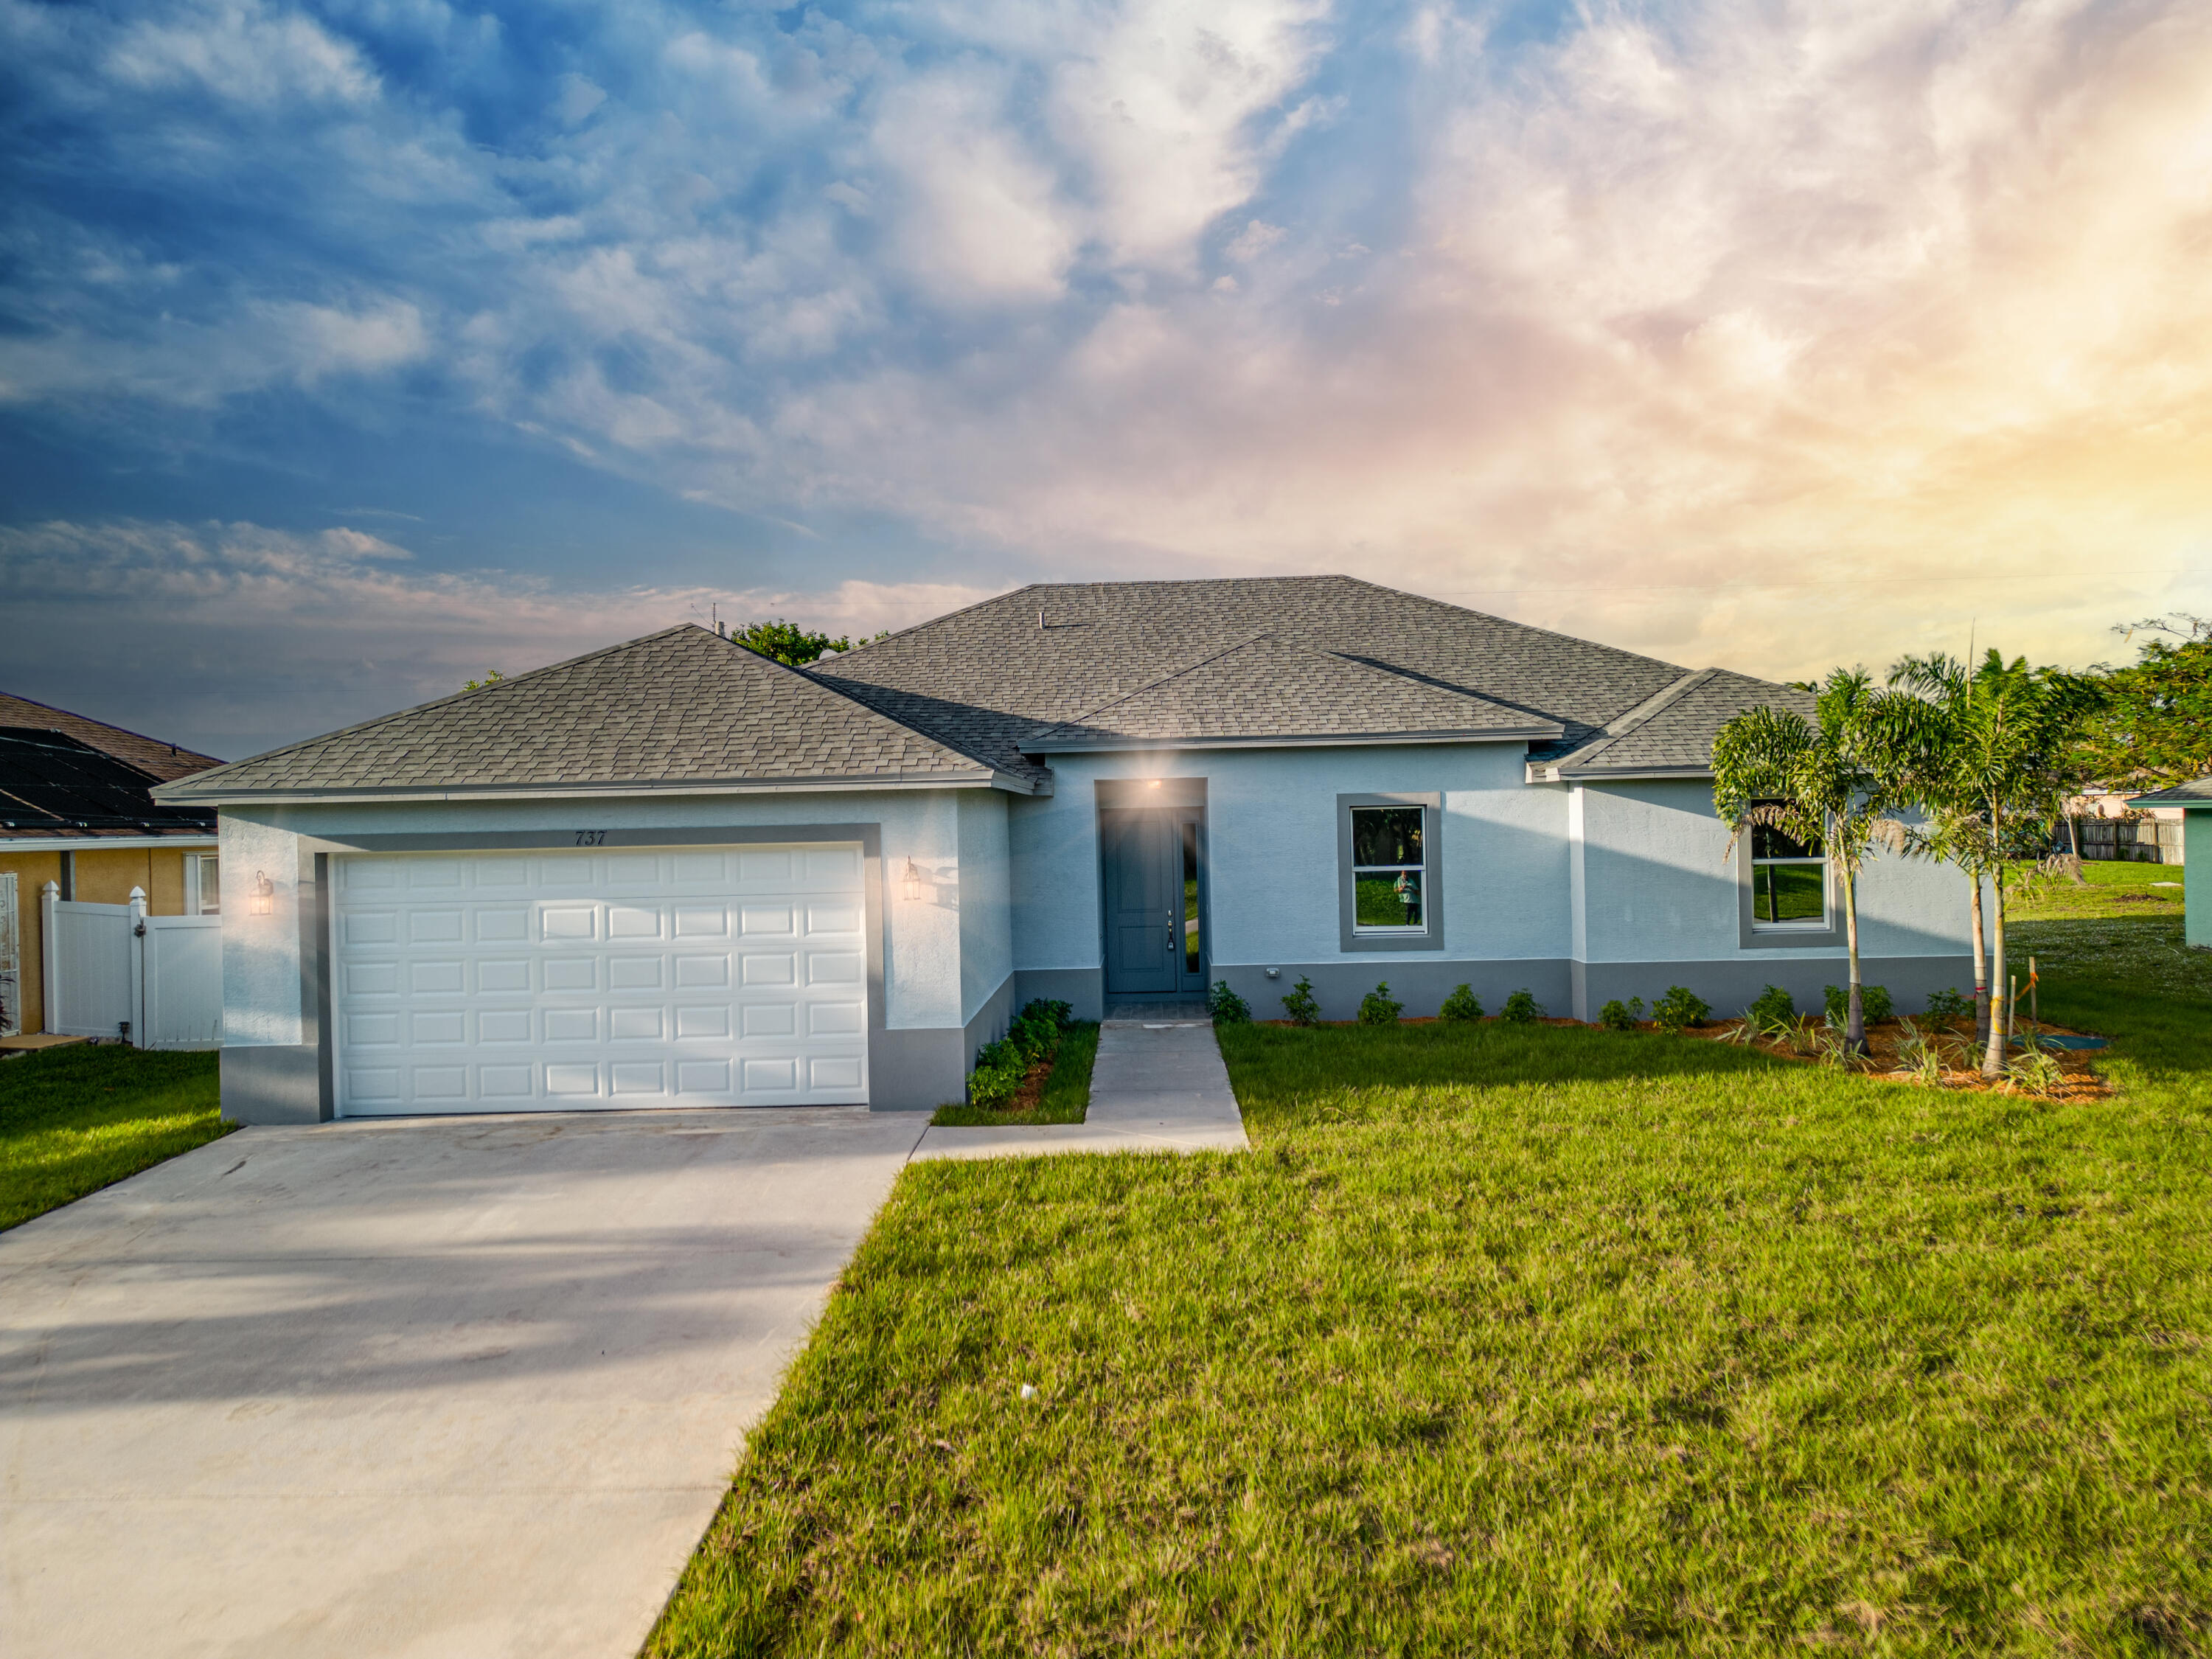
[1166,920,1176,952]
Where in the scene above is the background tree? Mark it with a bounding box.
[2072,613,2212,793]
[1890,650,2102,1077]
[1712,668,1916,1056]
[727,618,888,667]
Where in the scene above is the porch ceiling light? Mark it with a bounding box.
[901,858,922,902]
[251,870,274,915]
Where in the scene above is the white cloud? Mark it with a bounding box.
[873,68,1080,302]
[105,0,377,105]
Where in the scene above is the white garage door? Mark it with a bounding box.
[333,844,869,1115]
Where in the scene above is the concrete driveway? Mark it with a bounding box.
[0,1107,928,1659]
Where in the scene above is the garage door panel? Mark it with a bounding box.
[335,844,868,1115]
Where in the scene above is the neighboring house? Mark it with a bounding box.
[2123,778,2207,947]
[157,577,1974,1123]
[0,694,223,1038]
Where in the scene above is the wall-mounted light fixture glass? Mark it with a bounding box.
[251,870,274,915]
[901,858,922,902]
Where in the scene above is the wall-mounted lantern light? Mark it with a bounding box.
[251,870,274,915]
[901,858,923,902]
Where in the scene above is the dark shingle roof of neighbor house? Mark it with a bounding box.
[817,576,1803,776]
[159,578,1818,801]
[156,625,1015,801]
[0,692,223,784]
[0,692,220,839]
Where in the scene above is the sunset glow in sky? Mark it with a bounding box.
[4,0,2210,758]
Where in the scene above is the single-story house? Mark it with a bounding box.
[0,694,223,1040]
[156,577,1974,1122]
[2122,777,2205,945]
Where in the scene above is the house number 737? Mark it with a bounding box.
[573,830,608,846]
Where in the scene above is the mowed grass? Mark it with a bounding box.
[0,1043,230,1231]
[652,950,2212,1656]
[2011,858,2185,923]
[930,1023,1102,1127]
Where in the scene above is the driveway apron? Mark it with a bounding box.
[0,1107,925,1659]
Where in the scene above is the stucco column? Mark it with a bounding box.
[2188,810,2208,951]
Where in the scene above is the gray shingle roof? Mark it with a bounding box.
[2128,776,2212,806]
[815,576,1689,767]
[156,625,1008,801]
[1534,668,1818,777]
[1031,632,1559,748]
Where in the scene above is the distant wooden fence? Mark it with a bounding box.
[2070,818,2184,865]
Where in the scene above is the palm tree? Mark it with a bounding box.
[1888,651,2103,1077]
[1712,668,1916,1055]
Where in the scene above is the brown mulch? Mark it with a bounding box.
[1680,1015,2114,1099]
[1255,1013,2112,1099]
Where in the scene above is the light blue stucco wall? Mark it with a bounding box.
[215,786,1009,1047]
[1573,779,1973,964]
[956,790,1014,1023]
[1013,743,1570,973]
[2187,810,2208,950]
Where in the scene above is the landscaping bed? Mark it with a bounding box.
[1,1043,230,1231]
[928,1021,1100,1127]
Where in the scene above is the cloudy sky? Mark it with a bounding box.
[3,0,2208,760]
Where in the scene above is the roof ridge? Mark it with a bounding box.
[1040,629,1281,733]
[785,654,1016,775]
[178,624,712,787]
[816,585,1046,667]
[1557,667,1719,768]
[1329,576,1691,680]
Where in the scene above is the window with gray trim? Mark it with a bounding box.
[1749,822,1828,928]
[1336,793,1444,953]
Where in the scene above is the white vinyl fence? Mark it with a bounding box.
[40,882,223,1049]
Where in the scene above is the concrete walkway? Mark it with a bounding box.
[0,1107,928,1659]
[911,1018,1249,1161]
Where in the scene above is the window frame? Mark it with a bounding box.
[1737,816,1845,949]
[1337,793,1444,953]
[186,852,222,916]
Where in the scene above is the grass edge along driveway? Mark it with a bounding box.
[1,1044,229,1231]
[649,924,2211,1657]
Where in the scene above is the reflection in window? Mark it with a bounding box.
[1351,805,1425,931]
[1750,824,1826,927]
[1181,821,1201,974]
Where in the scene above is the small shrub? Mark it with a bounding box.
[965,1037,1024,1107]
[1438,984,1484,1023]
[1747,984,1795,1028]
[1281,976,1321,1026]
[1358,981,1403,1026]
[1018,998,1073,1030]
[1922,986,1972,1026]
[1596,997,1644,1032]
[973,1036,1020,1074]
[1500,989,1543,1023]
[1890,1018,1946,1086]
[1207,981,1252,1024]
[1007,1009,1057,1064]
[1651,985,1710,1034]
[1823,983,1893,1027]
[2006,1048,2066,1096]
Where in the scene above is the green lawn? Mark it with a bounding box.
[0,1044,231,1231]
[929,1023,1101,1127]
[2011,858,2185,922]
[653,925,2212,1656]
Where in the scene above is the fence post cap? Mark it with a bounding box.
[41,880,58,897]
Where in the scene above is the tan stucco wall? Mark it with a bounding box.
[0,847,198,1034]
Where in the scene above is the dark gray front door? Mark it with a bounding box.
[1103,811,1181,997]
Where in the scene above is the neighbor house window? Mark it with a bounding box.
[187,853,221,916]
[1351,805,1426,932]
[1750,824,1826,928]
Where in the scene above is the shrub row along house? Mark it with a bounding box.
[156,577,1974,1121]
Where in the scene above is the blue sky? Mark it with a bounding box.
[4,0,2209,759]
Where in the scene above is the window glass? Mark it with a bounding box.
[1180,821,1201,974]
[196,855,221,916]
[1351,805,1425,931]
[1750,816,1826,927]
[1751,824,1823,860]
